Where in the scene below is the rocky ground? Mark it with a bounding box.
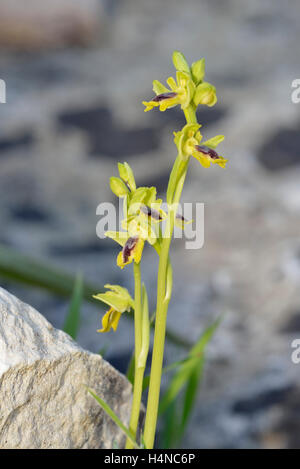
[0,0,300,448]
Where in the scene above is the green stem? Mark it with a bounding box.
[126,262,144,449]
[143,104,196,449]
[183,103,197,124]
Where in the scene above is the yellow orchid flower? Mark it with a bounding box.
[143,71,195,112]
[117,235,145,269]
[192,144,227,168]
[105,228,145,269]
[93,284,134,333]
[105,199,166,270]
[174,123,227,169]
[99,307,122,333]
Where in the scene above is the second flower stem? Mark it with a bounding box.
[143,105,196,449]
[125,261,143,449]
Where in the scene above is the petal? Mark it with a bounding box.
[117,236,144,269]
[118,162,136,191]
[202,135,224,149]
[154,93,179,111]
[103,284,133,307]
[195,131,202,143]
[142,100,159,112]
[172,51,190,74]
[144,92,179,112]
[105,231,128,247]
[214,158,228,168]
[153,80,169,95]
[159,98,178,111]
[191,58,205,84]
[93,291,129,312]
[98,307,122,333]
[199,157,211,168]
[133,238,145,264]
[192,151,211,168]
[143,186,157,206]
[117,250,127,269]
[166,76,177,91]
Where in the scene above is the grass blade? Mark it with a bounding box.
[0,243,99,301]
[159,318,221,415]
[177,319,221,440]
[86,387,140,449]
[63,273,83,339]
[160,400,179,449]
[0,243,191,349]
[179,361,203,438]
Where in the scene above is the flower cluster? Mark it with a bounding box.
[143,51,227,169]
[143,52,217,113]
[91,51,228,451]
[95,51,227,335]
[106,162,166,269]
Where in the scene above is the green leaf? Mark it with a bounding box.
[160,400,179,449]
[0,244,192,350]
[177,319,221,440]
[159,318,221,415]
[140,433,147,450]
[179,359,204,439]
[0,243,99,300]
[63,273,83,339]
[142,354,202,393]
[86,387,140,449]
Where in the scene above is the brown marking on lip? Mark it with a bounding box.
[195,145,219,160]
[122,236,138,263]
[124,181,131,191]
[176,213,187,222]
[140,204,162,220]
[153,92,177,102]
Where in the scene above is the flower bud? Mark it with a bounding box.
[118,162,136,191]
[110,177,129,197]
[193,82,217,107]
[191,58,205,84]
[172,51,190,74]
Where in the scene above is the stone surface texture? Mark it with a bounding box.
[0,287,132,449]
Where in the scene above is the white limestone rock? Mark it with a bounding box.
[0,287,132,449]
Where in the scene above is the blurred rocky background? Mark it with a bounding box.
[0,0,300,449]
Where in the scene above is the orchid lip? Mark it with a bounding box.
[122,236,139,263]
[176,213,187,222]
[140,204,162,220]
[195,145,219,159]
[153,92,177,102]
